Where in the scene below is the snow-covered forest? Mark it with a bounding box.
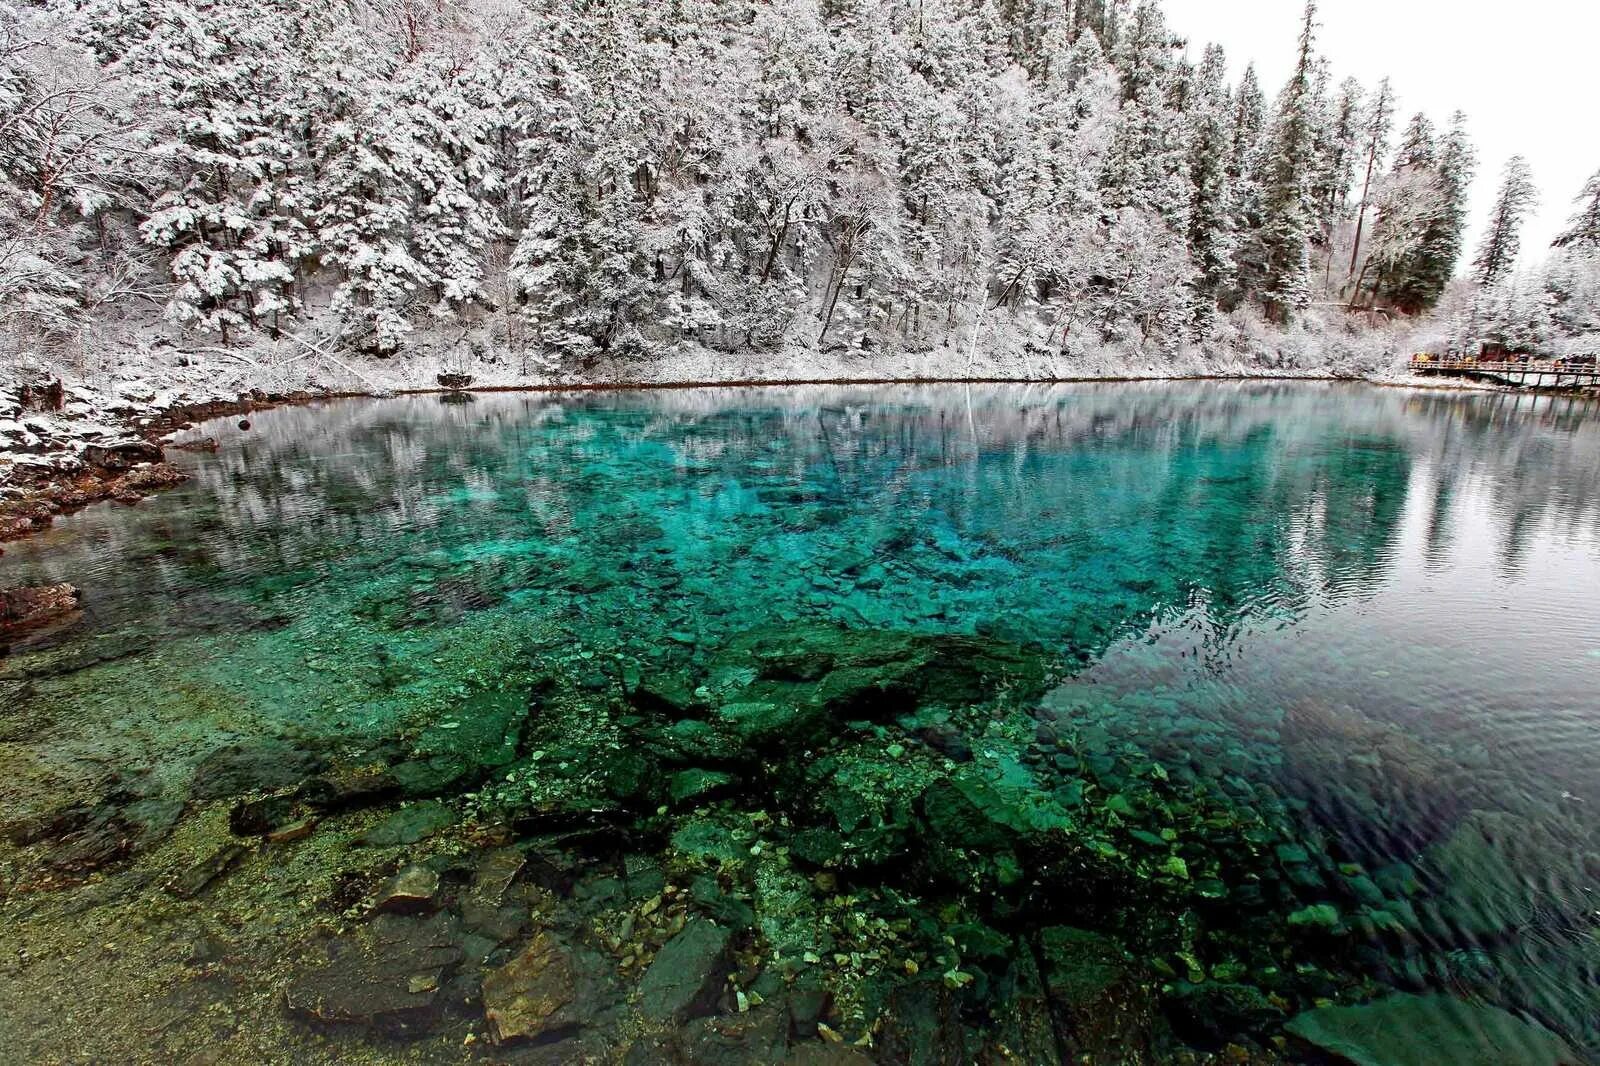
[2,0,1597,378]
[1440,164,1600,359]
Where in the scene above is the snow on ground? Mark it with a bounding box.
[0,306,1443,492]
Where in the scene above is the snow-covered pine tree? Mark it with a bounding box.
[1185,44,1236,326]
[120,0,315,343]
[1101,1,1191,233]
[1408,111,1475,308]
[1353,112,1438,310]
[1552,168,1600,251]
[1254,1,1320,322]
[1472,154,1537,287]
[1226,62,1267,306]
[1343,77,1394,298]
[1541,247,1600,353]
[1069,0,1115,45]
[508,0,656,360]
[1311,76,1363,246]
[1491,270,1552,353]
[304,28,431,351]
[638,2,746,350]
[1306,72,1361,295]
[396,53,500,327]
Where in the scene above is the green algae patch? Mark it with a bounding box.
[1285,994,1579,1066]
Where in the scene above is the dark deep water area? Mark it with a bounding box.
[1,381,1598,1064]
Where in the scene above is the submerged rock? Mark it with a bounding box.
[297,763,400,812]
[414,687,531,771]
[629,676,704,718]
[675,1005,792,1064]
[670,768,737,805]
[374,864,442,915]
[5,786,182,883]
[1284,993,1579,1066]
[357,800,457,847]
[1418,809,1591,940]
[1037,926,1155,1061]
[229,794,298,836]
[0,583,80,632]
[168,843,248,899]
[286,913,465,1033]
[390,755,479,798]
[637,919,733,1022]
[462,848,533,944]
[645,719,746,766]
[1164,981,1285,1048]
[189,740,328,801]
[1287,902,1344,932]
[1278,697,1467,857]
[482,931,577,1043]
[875,982,970,1065]
[40,817,134,877]
[640,622,1051,761]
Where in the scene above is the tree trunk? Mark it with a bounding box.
[817,264,847,346]
[761,201,793,283]
[1346,147,1380,284]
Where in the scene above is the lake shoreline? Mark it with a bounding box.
[0,367,1581,557]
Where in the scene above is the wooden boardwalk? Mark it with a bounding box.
[1410,356,1600,391]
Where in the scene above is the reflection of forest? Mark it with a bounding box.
[1400,390,1600,572]
[3,383,1596,653]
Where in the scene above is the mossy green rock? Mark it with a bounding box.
[637,919,732,1022]
[671,817,749,864]
[646,719,745,765]
[920,776,1014,853]
[1284,993,1578,1066]
[699,623,1049,751]
[1037,926,1155,1060]
[357,801,457,847]
[670,768,736,804]
[414,687,530,769]
[1288,903,1343,930]
[714,700,823,747]
[1038,926,1137,1008]
[1165,981,1284,1046]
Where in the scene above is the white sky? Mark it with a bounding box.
[1160,0,1598,263]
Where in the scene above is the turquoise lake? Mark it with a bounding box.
[1,381,1598,1064]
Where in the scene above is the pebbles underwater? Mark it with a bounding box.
[0,382,1598,1064]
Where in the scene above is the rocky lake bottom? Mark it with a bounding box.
[0,382,1598,1065]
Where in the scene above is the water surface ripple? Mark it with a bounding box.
[1,381,1597,1064]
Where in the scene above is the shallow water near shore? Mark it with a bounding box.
[2,381,1598,1064]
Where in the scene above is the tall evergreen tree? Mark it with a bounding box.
[1225,62,1266,304]
[126,0,314,342]
[1412,111,1475,305]
[1353,112,1441,311]
[1472,154,1537,287]
[1101,1,1190,232]
[1311,76,1362,245]
[1185,44,1235,320]
[1344,77,1394,290]
[1552,168,1600,251]
[1255,0,1320,322]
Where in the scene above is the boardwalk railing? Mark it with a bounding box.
[1409,356,1600,390]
